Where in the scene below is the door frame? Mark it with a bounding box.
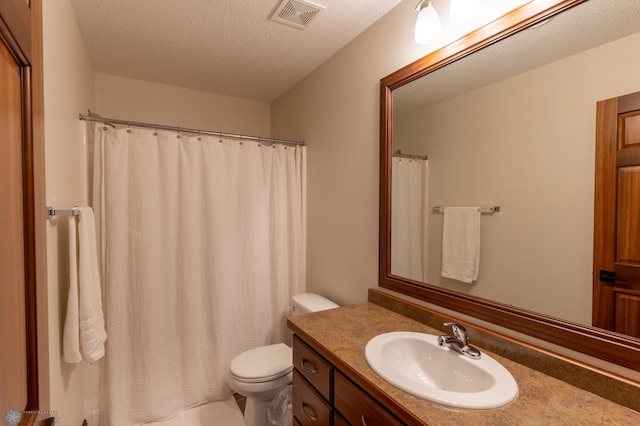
[0,0,49,412]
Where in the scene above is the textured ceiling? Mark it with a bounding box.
[70,0,403,102]
[394,0,640,115]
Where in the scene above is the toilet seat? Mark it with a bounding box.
[229,343,292,383]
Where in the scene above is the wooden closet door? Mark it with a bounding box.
[0,27,29,413]
[0,0,47,419]
[593,91,640,338]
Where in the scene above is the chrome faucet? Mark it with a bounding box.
[437,322,481,359]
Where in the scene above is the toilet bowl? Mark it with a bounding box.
[228,293,338,426]
[228,343,293,426]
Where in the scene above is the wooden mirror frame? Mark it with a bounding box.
[379,0,640,372]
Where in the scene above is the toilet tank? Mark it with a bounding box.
[292,293,338,316]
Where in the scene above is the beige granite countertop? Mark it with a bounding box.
[288,302,640,425]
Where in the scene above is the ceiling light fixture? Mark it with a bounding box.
[415,0,442,45]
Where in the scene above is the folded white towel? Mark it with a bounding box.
[441,207,481,283]
[63,207,107,363]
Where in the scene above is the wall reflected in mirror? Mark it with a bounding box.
[390,0,640,329]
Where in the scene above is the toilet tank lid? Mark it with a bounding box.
[229,343,292,379]
[292,292,339,314]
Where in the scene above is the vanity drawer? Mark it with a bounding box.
[293,335,332,401]
[334,370,404,426]
[293,369,332,426]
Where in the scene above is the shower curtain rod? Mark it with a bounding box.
[392,149,428,160]
[78,110,305,146]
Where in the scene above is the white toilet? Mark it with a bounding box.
[228,293,338,426]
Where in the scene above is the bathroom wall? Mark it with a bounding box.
[94,73,271,136]
[270,0,513,305]
[42,1,96,424]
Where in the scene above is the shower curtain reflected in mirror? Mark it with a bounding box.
[391,156,428,282]
[91,124,306,425]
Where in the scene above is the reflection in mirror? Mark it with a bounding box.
[380,0,640,372]
[390,151,428,282]
[391,0,640,329]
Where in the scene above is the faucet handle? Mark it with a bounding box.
[441,322,481,359]
[443,322,468,343]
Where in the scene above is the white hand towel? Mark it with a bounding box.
[63,207,107,363]
[441,207,481,283]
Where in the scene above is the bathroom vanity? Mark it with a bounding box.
[292,334,404,425]
[288,295,640,425]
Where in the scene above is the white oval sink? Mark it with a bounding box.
[365,331,518,409]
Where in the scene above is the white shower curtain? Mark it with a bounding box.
[92,124,306,425]
[391,157,428,282]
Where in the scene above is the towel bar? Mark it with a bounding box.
[46,206,80,220]
[432,205,500,214]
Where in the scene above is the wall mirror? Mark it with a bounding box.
[380,0,640,371]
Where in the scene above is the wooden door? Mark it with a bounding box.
[593,91,640,338]
[0,0,47,421]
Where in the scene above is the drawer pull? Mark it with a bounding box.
[300,358,318,374]
[301,403,318,421]
[361,415,368,426]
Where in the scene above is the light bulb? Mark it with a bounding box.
[449,0,480,23]
[415,1,441,44]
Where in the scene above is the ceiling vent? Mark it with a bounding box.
[270,0,326,30]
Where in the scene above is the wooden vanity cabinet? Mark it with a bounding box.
[293,370,332,425]
[292,335,333,425]
[334,370,403,426]
[292,335,404,425]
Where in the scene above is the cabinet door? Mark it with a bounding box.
[293,370,332,426]
[333,410,350,426]
[334,371,403,426]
